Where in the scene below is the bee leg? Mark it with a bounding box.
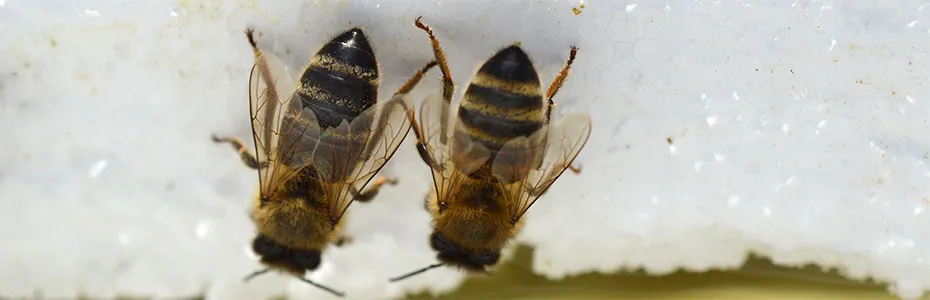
[414,17,454,103]
[378,60,439,163]
[543,46,582,173]
[542,46,578,131]
[415,16,455,144]
[210,134,265,170]
[540,45,579,157]
[409,115,442,170]
[568,163,582,174]
[352,176,398,203]
[544,46,578,103]
[244,28,263,58]
[334,236,353,247]
[392,61,439,96]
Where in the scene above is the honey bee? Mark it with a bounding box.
[212,27,437,296]
[389,17,592,281]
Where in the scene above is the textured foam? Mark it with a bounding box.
[1,0,929,299]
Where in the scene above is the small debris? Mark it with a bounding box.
[572,3,585,15]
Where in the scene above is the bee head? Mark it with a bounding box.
[245,234,344,297]
[251,234,322,274]
[429,231,500,272]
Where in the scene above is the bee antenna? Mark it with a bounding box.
[388,263,444,282]
[297,277,346,298]
[242,268,271,282]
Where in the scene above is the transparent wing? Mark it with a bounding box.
[275,99,323,170]
[418,93,491,212]
[493,113,592,222]
[248,50,303,198]
[315,93,416,225]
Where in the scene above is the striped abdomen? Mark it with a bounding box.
[296,28,379,129]
[453,45,547,180]
[294,28,379,181]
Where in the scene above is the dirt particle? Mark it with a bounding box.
[572,3,585,15]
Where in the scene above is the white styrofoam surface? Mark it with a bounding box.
[2,0,930,299]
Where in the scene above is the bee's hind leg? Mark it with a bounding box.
[392,61,439,96]
[351,176,398,203]
[414,16,455,144]
[545,46,578,103]
[414,16,454,106]
[409,117,442,170]
[211,134,265,170]
[542,46,582,175]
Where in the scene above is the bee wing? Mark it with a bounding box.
[317,93,415,225]
[248,50,307,198]
[493,113,592,222]
[418,93,491,210]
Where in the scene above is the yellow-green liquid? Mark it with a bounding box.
[406,246,897,299]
